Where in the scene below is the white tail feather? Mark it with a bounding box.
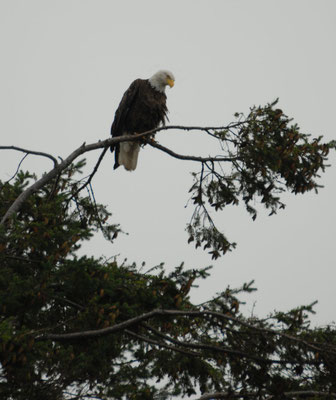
[118,141,140,171]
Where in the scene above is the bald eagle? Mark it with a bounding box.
[110,70,175,171]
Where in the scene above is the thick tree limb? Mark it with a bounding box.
[36,308,163,341]
[33,308,313,342]
[0,134,147,225]
[36,308,331,364]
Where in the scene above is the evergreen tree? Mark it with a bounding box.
[1,101,335,399]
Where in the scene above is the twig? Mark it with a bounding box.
[145,139,238,163]
[54,296,85,311]
[141,322,294,365]
[143,122,248,134]
[0,145,58,167]
[125,329,202,357]
[88,182,107,235]
[4,153,28,184]
[73,146,108,197]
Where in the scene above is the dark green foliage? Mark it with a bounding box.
[0,103,336,399]
[1,171,336,400]
[187,100,335,258]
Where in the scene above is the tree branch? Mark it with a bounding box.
[145,122,248,133]
[141,322,288,365]
[3,153,28,185]
[196,391,336,400]
[36,308,332,364]
[0,125,240,226]
[1,134,138,225]
[197,393,258,400]
[145,139,238,163]
[73,147,109,197]
[32,308,302,341]
[125,329,202,357]
[268,391,336,399]
[0,145,59,167]
[36,308,162,341]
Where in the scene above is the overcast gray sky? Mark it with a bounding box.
[1,0,335,325]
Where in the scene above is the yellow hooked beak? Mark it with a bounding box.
[167,78,175,88]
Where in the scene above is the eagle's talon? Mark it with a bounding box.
[141,136,157,145]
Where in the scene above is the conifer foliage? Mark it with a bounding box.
[1,102,336,399]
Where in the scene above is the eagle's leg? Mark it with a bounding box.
[148,135,157,143]
[141,134,157,146]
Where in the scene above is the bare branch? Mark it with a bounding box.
[0,125,240,226]
[145,139,238,163]
[73,146,109,196]
[4,153,28,184]
[0,145,58,167]
[145,122,248,133]
[1,135,125,225]
[36,308,161,341]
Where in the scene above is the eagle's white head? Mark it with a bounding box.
[149,70,175,93]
